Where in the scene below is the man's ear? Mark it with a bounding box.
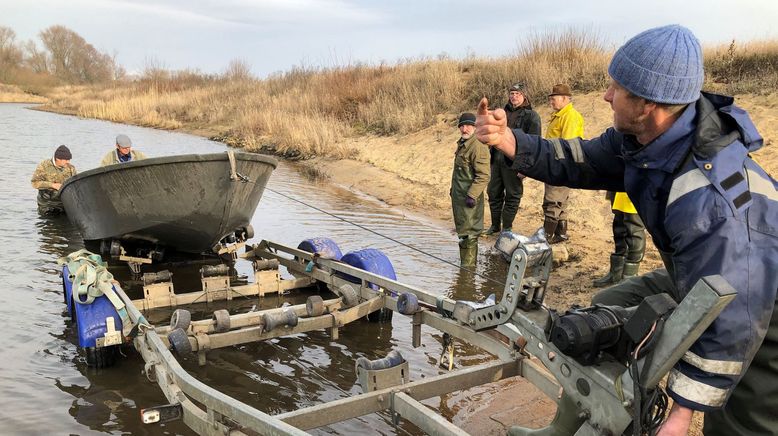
[642,100,657,118]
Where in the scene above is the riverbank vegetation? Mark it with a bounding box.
[3,25,778,160]
[41,33,778,159]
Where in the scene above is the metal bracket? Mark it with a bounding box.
[140,403,184,424]
[451,247,528,330]
[96,316,122,347]
[357,361,410,393]
[142,281,176,310]
[201,276,231,303]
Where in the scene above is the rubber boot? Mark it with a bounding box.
[459,238,478,267]
[543,217,558,243]
[622,261,640,278]
[551,219,569,243]
[501,212,517,234]
[592,254,625,287]
[484,224,501,236]
[484,212,501,236]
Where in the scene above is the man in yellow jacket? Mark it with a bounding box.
[593,192,646,287]
[543,84,584,243]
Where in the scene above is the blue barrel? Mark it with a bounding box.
[339,248,396,290]
[297,237,343,260]
[62,265,122,348]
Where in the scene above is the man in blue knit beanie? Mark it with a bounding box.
[477,25,777,435]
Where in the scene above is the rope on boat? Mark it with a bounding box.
[264,187,506,289]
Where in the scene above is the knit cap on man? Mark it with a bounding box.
[608,24,704,104]
[54,145,72,160]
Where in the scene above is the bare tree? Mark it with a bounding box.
[0,26,23,81]
[38,25,118,83]
[23,40,49,74]
[141,56,170,91]
[224,58,253,81]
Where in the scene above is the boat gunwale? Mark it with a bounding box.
[60,152,278,193]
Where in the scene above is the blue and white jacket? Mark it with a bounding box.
[507,92,778,411]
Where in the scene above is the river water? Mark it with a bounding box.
[0,103,510,435]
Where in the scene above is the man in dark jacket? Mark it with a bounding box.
[484,83,541,235]
[476,25,777,436]
[31,145,77,215]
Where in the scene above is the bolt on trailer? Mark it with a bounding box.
[60,231,735,435]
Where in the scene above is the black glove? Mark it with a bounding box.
[465,196,476,208]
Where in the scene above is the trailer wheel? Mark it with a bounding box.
[339,284,359,308]
[213,309,231,333]
[168,328,192,355]
[85,345,118,368]
[306,295,325,317]
[338,248,396,323]
[170,309,191,331]
[397,292,420,315]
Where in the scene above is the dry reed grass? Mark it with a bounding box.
[38,30,778,159]
[0,84,48,103]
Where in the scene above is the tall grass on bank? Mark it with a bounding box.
[41,31,778,159]
[704,39,778,94]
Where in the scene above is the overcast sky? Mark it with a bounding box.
[2,0,777,77]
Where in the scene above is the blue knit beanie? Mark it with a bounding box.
[608,24,704,104]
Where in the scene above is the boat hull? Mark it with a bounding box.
[60,152,277,253]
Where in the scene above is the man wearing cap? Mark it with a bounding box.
[485,83,541,235]
[476,24,777,435]
[451,112,490,267]
[543,83,584,243]
[31,145,77,214]
[100,134,148,166]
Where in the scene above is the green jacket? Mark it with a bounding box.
[31,159,77,190]
[451,135,490,237]
[100,149,148,166]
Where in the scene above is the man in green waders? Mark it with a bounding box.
[451,113,490,267]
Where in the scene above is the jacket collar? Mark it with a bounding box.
[622,102,696,172]
[505,102,532,112]
[551,102,574,119]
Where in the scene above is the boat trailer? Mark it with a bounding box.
[60,234,735,435]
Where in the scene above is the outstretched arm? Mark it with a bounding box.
[476,97,625,191]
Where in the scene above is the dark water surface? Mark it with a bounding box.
[0,103,509,435]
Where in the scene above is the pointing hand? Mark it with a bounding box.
[475,97,507,146]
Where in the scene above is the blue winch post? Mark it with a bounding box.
[62,265,123,348]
